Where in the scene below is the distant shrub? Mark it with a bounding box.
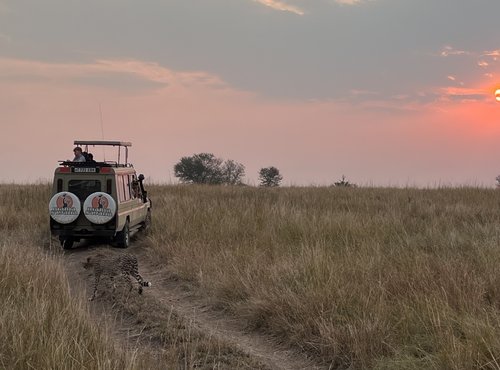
[333,175,357,188]
[258,166,283,187]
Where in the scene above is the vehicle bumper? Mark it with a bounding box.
[50,223,116,238]
[51,229,117,238]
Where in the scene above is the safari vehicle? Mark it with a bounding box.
[49,141,152,249]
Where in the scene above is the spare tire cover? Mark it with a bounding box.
[83,192,117,224]
[49,192,81,224]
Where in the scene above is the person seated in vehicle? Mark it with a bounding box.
[87,153,97,164]
[73,147,86,162]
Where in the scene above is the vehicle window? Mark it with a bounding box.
[116,175,135,202]
[68,180,101,201]
[125,175,132,200]
[117,175,125,202]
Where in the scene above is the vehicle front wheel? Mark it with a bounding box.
[142,210,152,235]
[115,221,130,248]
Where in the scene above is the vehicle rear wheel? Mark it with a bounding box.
[60,238,74,250]
[116,221,130,248]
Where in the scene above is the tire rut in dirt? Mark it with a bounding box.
[60,243,326,370]
[136,255,326,370]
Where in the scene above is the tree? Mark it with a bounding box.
[259,166,283,187]
[174,153,223,184]
[222,159,246,185]
[174,153,245,185]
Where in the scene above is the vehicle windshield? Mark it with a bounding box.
[68,180,101,201]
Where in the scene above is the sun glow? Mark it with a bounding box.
[496,89,500,102]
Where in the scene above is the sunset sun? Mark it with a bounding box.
[496,89,500,102]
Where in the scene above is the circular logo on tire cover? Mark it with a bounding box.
[49,192,81,224]
[83,192,116,224]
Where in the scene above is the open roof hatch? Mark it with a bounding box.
[73,140,132,167]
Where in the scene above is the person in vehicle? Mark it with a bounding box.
[87,153,97,164]
[132,179,140,198]
[73,147,86,162]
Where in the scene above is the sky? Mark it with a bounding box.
[1,0,500,186]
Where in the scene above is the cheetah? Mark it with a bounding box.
[83,252,152,301]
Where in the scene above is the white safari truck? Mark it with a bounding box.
[49,141,152,249]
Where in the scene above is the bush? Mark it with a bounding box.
[174,153,245,185]
[258,166,283,187]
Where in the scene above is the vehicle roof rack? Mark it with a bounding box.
[73,140,132,166]
[59,160,114,167]
[74,140,132,147]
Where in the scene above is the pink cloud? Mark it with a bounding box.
[483,50,500,57]
[440,45,469,57]
[253,0,304,15]
[436,86,489,102]
[335,0,365,5]
[0,58,232,92]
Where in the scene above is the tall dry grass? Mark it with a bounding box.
[0,241,136,370]
[4,183,500,369]
[0,184,137,369]
[147,185,500,369]
[0,184,268,369]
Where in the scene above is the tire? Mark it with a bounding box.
[142,210,152,235]
[61,238,74,250]
[116,221,130,248]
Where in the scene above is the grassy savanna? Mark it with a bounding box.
[148,185,500,369]
[0,184,263,369]
[0,184,133,369]
[2,184,500,369]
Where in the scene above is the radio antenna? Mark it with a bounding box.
[99,103,106,161]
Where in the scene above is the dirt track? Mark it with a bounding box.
[60,240,326,370]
